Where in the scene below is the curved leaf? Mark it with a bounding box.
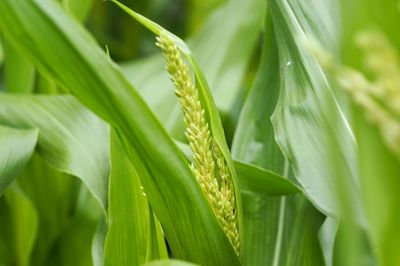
[176,141,299,196]
[231,13,325,266]
[268,0,361,218]
[0,94,109,210]
[0,125,38,195]
[234,161,300,195]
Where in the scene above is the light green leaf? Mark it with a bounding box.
[146,209,168,262]
[231,13,325,266]
[268,0,361,218]
[234,160,300,195]
[176,140,299,196]
[2,38,35,94]
[0,1,239,264]
[0,125,38,195]
[104,130,149,266]
[0,94,110,210]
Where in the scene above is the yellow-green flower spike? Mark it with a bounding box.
[156,32,239,255]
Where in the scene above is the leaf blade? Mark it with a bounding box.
[0,125,38,195]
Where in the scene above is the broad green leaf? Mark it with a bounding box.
[0,95,110,210]
[143,260,199,266]
[0,125,38,195]
[2,39,35,93]
[0,1,239,264]
[104,130,149,266]
[268,0,361,218]
[0,187,38,266]
[268,1,373,265]
[231,13,325,266]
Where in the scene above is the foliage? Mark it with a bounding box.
[0,0,398,265]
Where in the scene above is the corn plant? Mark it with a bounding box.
[0,0,399,265]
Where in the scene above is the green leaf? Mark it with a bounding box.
[16,153,82,266]
[176,140,299,196]
[104,130,150,266]
[0,94,110,210]
[0,125,38,195]
[45,207,98,266]
[146,209,168,261]
[234,160,300,195]
[2,38,35,93]
[231,13,325,266]
[268,0,361,218]
[0,1,239,264]
[0,187,38,266]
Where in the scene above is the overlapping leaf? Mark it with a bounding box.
[0,125,38,195]
[0,95,109,210]
[0,0,239,264]
[231,13,325,265]
[268,0,361,218]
